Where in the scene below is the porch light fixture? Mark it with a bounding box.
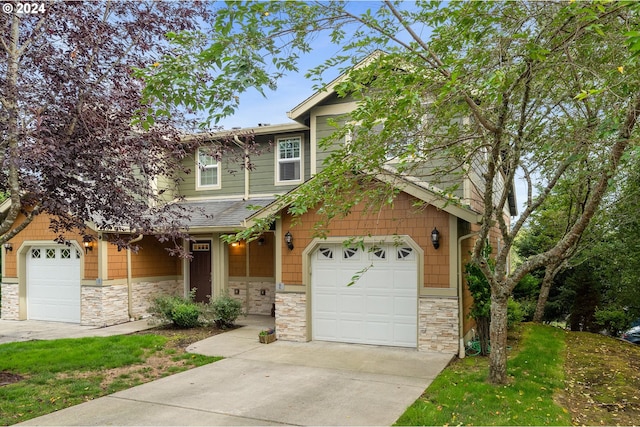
[4,243,12,253]
[83,238,93,254]
[257,236,265,246]
[431,227,440,250]
[284,231,294,251]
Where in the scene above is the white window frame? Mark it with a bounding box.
[196,148,221,190]
[275,134,304,185]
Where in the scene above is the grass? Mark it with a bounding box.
[560,330,640,425]
[396,324,572,426]
[0,334,218,425]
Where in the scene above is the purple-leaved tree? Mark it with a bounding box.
[0,0,256,253]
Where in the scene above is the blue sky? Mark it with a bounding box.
[222,1,399,128]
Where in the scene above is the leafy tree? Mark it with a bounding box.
[0,1,255,252]
[139,1,640,384]
[519,150,640,330]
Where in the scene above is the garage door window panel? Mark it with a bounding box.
[342,247,360,260]
[370,247,387,261]
[397,247,415,260]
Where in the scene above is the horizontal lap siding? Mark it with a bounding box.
[177,132,311,199]
[315,114,348,173]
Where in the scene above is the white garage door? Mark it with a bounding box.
[27,246,81,323]
[311,243,418,347]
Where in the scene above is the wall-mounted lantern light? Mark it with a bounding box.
[258,236,265,246]
[431,227,440,250]
[284,231,294,251]
[83,238,94,255]
[4,242,13,253]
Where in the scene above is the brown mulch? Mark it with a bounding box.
[133,323,228,347]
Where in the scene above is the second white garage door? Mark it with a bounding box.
[311,243,418,348]
[27,246,81,323]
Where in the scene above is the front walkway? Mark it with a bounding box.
[0,318,156,344]
[18,315,454,426]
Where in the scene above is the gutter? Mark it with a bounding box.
[127,234,144,320]
[457,231,479,358]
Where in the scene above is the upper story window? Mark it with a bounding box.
[276,135,303,184]
[196,148,221,190]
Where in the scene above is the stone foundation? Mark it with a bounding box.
[0,282,19,320]
[131,279,183,319]
[418,297,459,353]
[228,280,275,316]
[81,285,129,326]
[275,292,307,342]
[81,279,182,326]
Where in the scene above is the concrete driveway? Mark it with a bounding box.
[11,317,454,426]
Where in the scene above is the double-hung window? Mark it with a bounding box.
[276,136,303,184]
[196,148,221,190]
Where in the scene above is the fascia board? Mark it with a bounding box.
[180,123,309,143]
[373,171,482,224]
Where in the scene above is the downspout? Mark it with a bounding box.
[233,135,250,200]
[457,231,479,358]
[127,234,144,321]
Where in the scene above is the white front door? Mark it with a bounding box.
[26,246,81,323]
[311,243,418,347]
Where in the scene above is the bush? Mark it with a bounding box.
[171,303,201,328]
[203,294,244,329]
[148,290,202,328]
[507,298,524,329]
[595,307,630,336]
[517,298,537,322]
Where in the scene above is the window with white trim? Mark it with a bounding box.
[276,136,303,184]
[196,148,221,190]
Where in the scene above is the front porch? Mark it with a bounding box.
[184,232,277,317]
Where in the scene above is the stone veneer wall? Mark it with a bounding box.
[275,292,306,342]
[0,282,19,320]
[418,297,459,353]
[81,279,181,327]
[229,280,275,316]
[131,279,182,319]
[81,285,129,326]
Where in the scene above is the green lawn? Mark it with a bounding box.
[0,334,218,425]
[396,324,572,426]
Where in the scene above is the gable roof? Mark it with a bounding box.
[287,50,384,124]
[246,169,482,227]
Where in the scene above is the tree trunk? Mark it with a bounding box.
[533,265,555,322]
[477,316,490,356]
[489,293,509,384]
